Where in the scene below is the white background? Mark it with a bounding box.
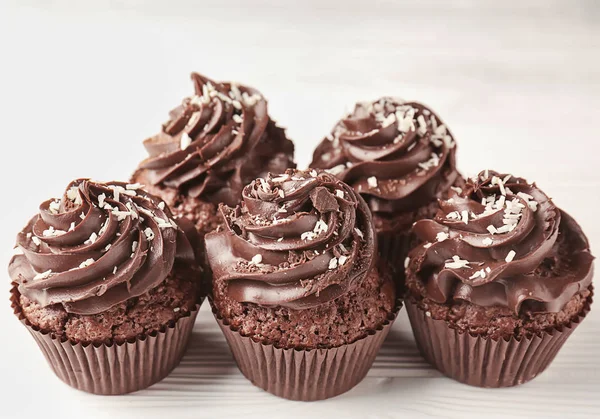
[0,1,599,418]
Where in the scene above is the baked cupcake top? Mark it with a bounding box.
[205,169,376,309]
[138,72,295,207]
[9,179,196,315]
[310,97,459,213]
[407,170,594,314]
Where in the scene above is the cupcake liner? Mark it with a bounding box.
[10,286,200,395]
[212,299,402,401]
[404,290,593,388]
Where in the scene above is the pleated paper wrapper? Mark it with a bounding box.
[213,300,402,401]
[11,286,200,395]
[405,293,592,388]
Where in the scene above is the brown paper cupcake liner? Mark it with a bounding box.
[405,290,593,388]
[212,299,402,401]
[10,286,200,395]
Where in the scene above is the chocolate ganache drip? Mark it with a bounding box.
[205,169,376,309]
[139,72,295,207]
[9,180,195,315]
[408,170,594,314]
[311,97,459,213]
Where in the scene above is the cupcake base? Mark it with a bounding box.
[212,299,401,401]
[404,289,593,388]
[11,286,200,395]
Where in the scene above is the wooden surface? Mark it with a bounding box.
[0,1,599,418]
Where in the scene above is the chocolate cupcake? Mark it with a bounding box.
[310,97,462,285]
[205,169,399,401]
[405,170,594,387]
[131,72,295,240]
[9,179,202,394]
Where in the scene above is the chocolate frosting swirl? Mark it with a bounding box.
[408,170,594,314]
[138,72,295,207]
[310,97,459,214]
[9,180,196,315]
[205,169,376,309]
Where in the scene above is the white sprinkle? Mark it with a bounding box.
[310,169,318,177]
[126,183,144,190]
[354,228,364,239]
[157,202,166,210]
[49,200,61,214]
[79,258,95,268]
[68,222,76,232]
[251,254,262,265]
[517,192,534,201]
[326,164,346,176]
[277,237,284,242]
[104,244,112,252]
[232,100,242,110]
[505,250,516,263]
[445,255,470,269]
[328,257,338,270]
[469,269,487,280]
[67,187,82,204]
[132,241,138,253]
[503,174,512,183]
[173,307,181,313]
[367,176,378,188]
[144,228,155,241]
[233,114,243,124]
[180,133,192,150]
[338,255,348,266]
[312,220,329,236]
[98,193,107,208]
[301,231,316,241]
[31,236,41,246]
[85,232,98,245]
[487,225,498,235]
[33,270,52,281]
[482,237,493,245]
[404,257,410,268]
[336,190,344,199]
[425,311,432,317]
[417,115,427,135]
[80,212,85,220]
[113,266,118,275]
[461,210,469,224]
[528,201,538,211]
[450,186,463,194]
[423,243,432,249]
[418,153,440,171]
[42,226,66,237]
[436,232,449,242]
[278,189,285,198]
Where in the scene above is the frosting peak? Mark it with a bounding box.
[139,72,295,207]
[408,170,594,314]
[310,97,459,213]
[205,169,376,309]
[9,180,196,315]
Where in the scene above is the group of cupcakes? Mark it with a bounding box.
[9,72,594,400]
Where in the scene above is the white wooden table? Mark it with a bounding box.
[0,1,598,417]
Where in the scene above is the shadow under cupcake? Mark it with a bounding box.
[404,170,594,387]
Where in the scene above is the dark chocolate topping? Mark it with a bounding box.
[310,97,459,213]
[408,170,594,314]
[205,169,376,309]
[8,180,195,315]
[138,72,295,207]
